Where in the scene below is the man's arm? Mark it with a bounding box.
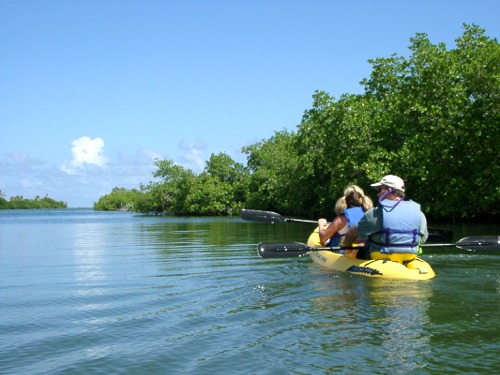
[343,226,359,247]
[420,212,429,243]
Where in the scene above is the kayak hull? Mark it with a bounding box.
[307,229,436,280]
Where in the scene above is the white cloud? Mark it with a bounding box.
[61,136,108,175]
[8,150,44,166]
[117,149,163,168]
[21,176,43,189]
[140,149,163,163]
[178,139,206,172]
[1,143,168,207]
[0,150,45,174]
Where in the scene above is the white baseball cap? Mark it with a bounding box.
[370,175,405,192]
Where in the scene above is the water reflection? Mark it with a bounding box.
[308,270,433,373]
[366,279,432,372]
[71,221,116,345]
[73,224,107,290]
[134,216,299,249]
[1,210,498,374]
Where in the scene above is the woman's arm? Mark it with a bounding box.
[318,216,346,244]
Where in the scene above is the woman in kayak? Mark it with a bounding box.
[317,185,373,254]
[343,175,429,263]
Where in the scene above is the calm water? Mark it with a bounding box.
[1,210,499,374]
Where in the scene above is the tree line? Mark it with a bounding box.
[0,195,67,209]
[95,24,499,221]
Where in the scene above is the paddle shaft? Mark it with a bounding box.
[257,236,500,258]
[240,209,321,224]
[241,209,453,242]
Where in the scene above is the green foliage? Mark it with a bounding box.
[93,187,144,211]
[294,92,382,217]
[128,153,248,215]
[357,24,500,219]
[96,24,498,221]
[0,195,67,209]
[186,153,248,215]
[243,129,302,214]
[243,23,499,221]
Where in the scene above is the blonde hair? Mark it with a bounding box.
[334,184,373,215]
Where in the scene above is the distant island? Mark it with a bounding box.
[0,194,67,209]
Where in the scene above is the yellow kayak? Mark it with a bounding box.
[307,228,436,280]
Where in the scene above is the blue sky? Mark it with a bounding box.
[1,0,499,207]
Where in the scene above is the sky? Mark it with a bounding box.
[1,0,499,207]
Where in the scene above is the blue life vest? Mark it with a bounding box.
[344,206,364,226]
[369,200,422,254]
[329,207,365,246]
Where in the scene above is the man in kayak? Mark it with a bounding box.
[343,175,429,264]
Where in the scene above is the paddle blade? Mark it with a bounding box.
[241,209,285,223]
[456,236,500,252]
[257,242,311,258]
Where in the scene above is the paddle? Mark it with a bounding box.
[240,209,318,224]
[241,209,453,242]
[257,236,500,258]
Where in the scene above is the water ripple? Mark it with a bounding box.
[1,211,499,374]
